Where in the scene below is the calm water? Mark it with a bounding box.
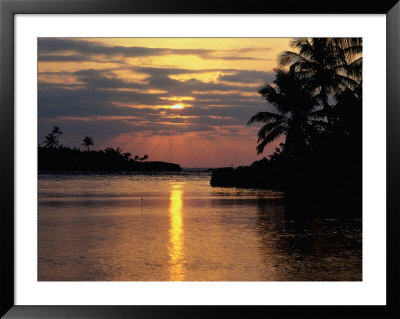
[38,171,362,281]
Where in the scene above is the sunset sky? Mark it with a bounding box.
[38,38,292,167]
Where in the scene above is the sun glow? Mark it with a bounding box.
[170,104,183,109]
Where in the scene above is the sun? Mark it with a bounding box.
[170,104,183,109]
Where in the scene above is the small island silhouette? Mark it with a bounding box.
[39,128,181,172]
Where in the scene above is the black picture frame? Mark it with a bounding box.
[1,0,399,318]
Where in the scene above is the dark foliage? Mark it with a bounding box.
[212,37,362,211]
[38,146,181,172]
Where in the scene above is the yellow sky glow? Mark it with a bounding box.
[38,38,293,167]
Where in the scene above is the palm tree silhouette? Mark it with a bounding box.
[43,133,57,149]
[332,38,362,83]
[278,38,361,123]
[51,126,63,149]
[82,136,94,152]
[248,69,323,155]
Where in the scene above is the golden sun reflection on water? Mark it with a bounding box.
[168,185,185,281]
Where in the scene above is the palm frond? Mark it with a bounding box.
[278,51,309,67]
[247,111,286,125]
[334,74,360,90]
[290,38,309,50]
[346,57,362,80]
[257,120,286,142]
[256,126,286,154]
[257,83,276,97]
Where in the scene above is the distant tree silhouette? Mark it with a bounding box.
[248,69,323,155]
[123,152,131,160]
[43,133,57,149]
[39,129,175,172]
[104,146,123,156]
[104,147,131,160]
[82,136,94,152]
[104,147,113,154]
[51,126,63,149]
[38,144,180,172]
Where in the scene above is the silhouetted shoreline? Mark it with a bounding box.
[211,152,362,216]
[38,146,181,172]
